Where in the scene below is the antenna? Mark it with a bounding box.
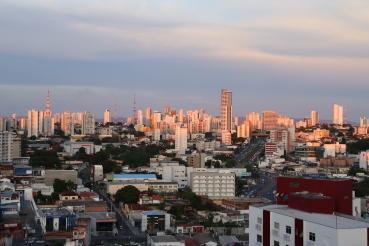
[133,94,137,124]
[45,89,51,117]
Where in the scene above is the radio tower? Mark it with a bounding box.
[132,94,137,124]
[44,89,52,117]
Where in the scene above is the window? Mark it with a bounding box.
[257,217,262,224]
[257,234,262,243]
[286,225,291,234]
[274,222,280,229]
[273,241,279,246]
[309,232,316,242]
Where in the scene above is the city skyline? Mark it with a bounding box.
[0,1,369,120]
[0,89,363,123]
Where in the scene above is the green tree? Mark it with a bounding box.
[348,166,367,176]
[225,159,237,168]
[73,147,90,162]
[354,178,369,197]
[102,160,120,174]
[30,150,60,168]
[53,179,76,193]
[115,185,140,204]
[347,139,369,154]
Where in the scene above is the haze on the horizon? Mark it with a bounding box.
[0,0,369,120]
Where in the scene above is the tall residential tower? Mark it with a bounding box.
[220,89,232,131]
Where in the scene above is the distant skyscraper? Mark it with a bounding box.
[137,110,143,125]
[152,111,161,129]
[82,112,95,135]
[42,90,54,136]
[178,109,184,123]
[246,112,261,130]
[220,89,232,131]
[332,104,344,125]
[145,107,152,127]
[27,109,40,137]
[61,111,74,136]
[175,125,187,155]
[103,109,111,124]
[360,117,368,127]
[262,111,279,131]
[237,120,252,139]
[311,110,319,126]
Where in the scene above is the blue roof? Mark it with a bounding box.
[113,173,157,179]
[143,210,165,216]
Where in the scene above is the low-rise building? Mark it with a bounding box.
[190,171,235,199]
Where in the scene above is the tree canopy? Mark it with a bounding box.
[115,185,140,204]
[30,150,61,168]
[53,179,77,193]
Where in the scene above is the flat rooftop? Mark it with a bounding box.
[151,235,179,243]
[113,173,157,179]
[260,204,369,229]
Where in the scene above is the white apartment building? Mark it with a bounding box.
[175,125,187,155]
[190,171,235,199]
[0,131,21,162]
[249,204,369,246]
[311,111,319,126]
[332,104,344,125]
[61,111,74,136]
[162,165,187,189]
[323,143,346,158]
[359,150,369,170]
[63,141,101,155]
[81,112,95,135]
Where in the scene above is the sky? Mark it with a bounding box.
[0,0,369,120]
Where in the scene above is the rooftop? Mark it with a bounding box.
[150,235,179,243]
[143,210,166,216]
[259,204,369,229]
[113,173,157,179]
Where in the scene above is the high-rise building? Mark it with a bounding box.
[360,117,368,127]
[0,131,21,162]
[82,112,95,135]
[27,109,40,137]
[311,110,319,126]
[332,104,344,125]
[237,120,252,139]
[177,109,184,123]
[61,111,74,136]
[220,89,232,131]
[262,111,279,131]
[137,110,143,125]
[0,117,6,131]
[221,130,232,145]
[145,107,152,127]
[103,109,111,124]
[19,117,27,130]
[246,112,261,130]
[152,111,161,129]
[175,125,187,155]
